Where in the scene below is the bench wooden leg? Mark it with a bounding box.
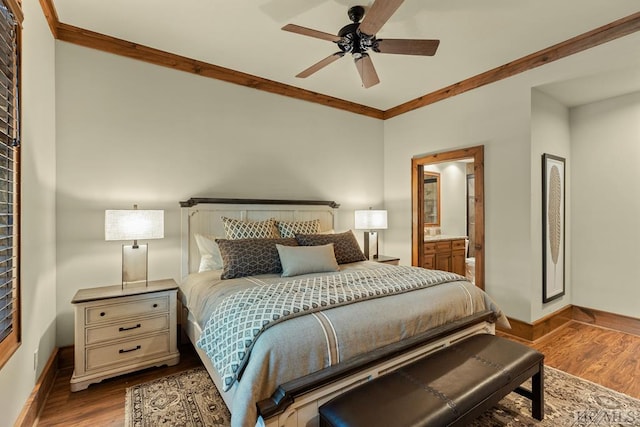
[531,362,544,420]
[514,362,545,421]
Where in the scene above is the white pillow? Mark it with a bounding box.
[194,233,223,272]
[276,243,339,277]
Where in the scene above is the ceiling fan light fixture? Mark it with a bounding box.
[358,31,377,51]
[338,32,355,53]
[282,0,439,87]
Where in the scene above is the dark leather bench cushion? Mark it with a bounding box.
[319,334,543,427]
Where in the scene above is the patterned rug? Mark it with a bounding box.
[125,366,640,427]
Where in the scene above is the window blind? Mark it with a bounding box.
[0,0,18,352]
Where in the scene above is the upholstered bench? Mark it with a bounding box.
[319,334,544,427]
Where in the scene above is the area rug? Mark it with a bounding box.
[125,366,640,426]
[125,368,230,427]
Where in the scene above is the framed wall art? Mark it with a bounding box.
[542,153,566,303]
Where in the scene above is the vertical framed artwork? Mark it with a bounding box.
[542,154,566,303]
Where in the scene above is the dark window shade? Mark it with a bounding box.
[0,0,18,360]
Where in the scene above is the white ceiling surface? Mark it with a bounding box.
[54,0,640,110]
[537,66,640,108]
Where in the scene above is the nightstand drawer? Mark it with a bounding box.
[85,295,169,325]
[85,333,170,372]
[86,314,169,345]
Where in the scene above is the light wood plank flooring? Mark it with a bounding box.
[35,321,640,426]
[502,321,640,399]
[35,343,203,427]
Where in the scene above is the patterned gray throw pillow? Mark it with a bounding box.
[277,219,320,238]
[295,230,367,265]
[216,238,298,279]
[222,217,279,239]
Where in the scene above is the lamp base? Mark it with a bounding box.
[122,244,148,288]
[363,231,379,260]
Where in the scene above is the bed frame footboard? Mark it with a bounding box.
[257,310,497,427]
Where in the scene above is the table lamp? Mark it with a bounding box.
[105,205,164,287]
[354,208,388,259]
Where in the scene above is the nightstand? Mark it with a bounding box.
[372,255,400,265]
[70,279,180,391]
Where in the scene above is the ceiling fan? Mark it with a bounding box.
[282,0,440,88]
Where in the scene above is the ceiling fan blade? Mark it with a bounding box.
[296,52,345,78]
[358,0,405,37]
[282,24,342,42]
[354,54,380,88]
[376,39,440,56]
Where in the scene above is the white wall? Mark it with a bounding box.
[0,1,57,425]
[530,89,571,319]
[383,31,640,323]
[384,79,534,321]
[55,43,384,346]
[570,91,640,318]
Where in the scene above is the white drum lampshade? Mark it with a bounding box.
[354,209,387,259]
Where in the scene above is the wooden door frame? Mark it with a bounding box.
[411,145,485,290]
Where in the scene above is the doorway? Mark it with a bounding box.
[411,145,485,289]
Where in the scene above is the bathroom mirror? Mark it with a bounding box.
[424,171,440,226]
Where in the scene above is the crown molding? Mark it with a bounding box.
[38,0,57,37]
[384,11,640,119]
[39,1,640,121]
[37,0,384,119]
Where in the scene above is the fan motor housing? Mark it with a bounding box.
[337,22,378,56]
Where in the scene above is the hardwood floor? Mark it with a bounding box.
[34,322,640,426]
[519,321,640,399]
[35,343,203,427]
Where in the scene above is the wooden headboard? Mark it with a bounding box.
[179,198,340,280]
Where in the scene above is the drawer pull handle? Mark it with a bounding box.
[119,324,141,332]
[100,312,106,317]
[119,345,141,354]
[153,303,158,308]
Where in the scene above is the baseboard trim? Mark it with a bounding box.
[499,305,573,341]
[499,304,640,342]
[14,347,59,427]
[572,305,640,336]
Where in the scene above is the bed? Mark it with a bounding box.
[178,198,508,427]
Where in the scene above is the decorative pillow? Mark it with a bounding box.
[194,233,223,272]
[216,238,298,279]
[295,230,367,265]
[276,244,339,277]
[222,217,278,239]
[277,219,321,238]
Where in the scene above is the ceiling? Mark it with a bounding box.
[53,0,640,110]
